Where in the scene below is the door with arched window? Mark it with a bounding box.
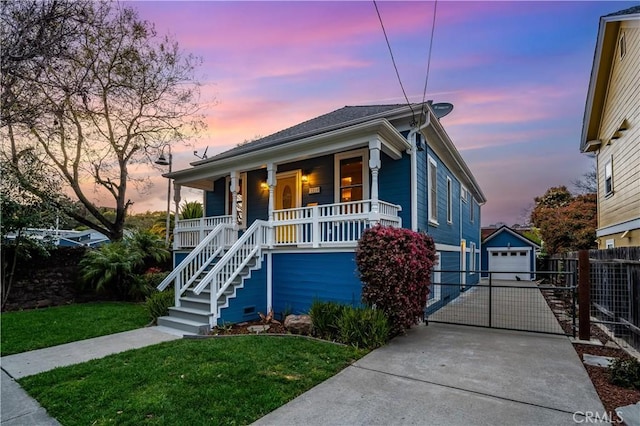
[275,170,301,243]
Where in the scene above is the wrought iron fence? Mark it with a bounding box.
[425,271,576,336]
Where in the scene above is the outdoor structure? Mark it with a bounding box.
[3,228,109,248]
[581,5,640,249]
[480,225,540,281]
[157,103,486,334]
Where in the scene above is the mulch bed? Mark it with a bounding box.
[540,283,640,424]
[211,320,288,335]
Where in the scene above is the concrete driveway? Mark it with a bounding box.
[255,324,603,425]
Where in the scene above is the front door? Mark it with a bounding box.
[275,170,301,243]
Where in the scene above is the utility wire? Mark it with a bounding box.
[373,0,415,124]
[420,0,438,127]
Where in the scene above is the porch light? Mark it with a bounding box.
[301,174,309,184]
[260,181,269,190]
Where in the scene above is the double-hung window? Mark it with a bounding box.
[605,157,614,196]
[335,149,368,203]
[446,177,453,223]
[428,156,438,224]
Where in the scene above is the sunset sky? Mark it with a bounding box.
[127,0,638,226]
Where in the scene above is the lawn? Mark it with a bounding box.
[19,336,366,425]
[1,302,148,356]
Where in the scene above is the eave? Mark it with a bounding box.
[166,119,411,190]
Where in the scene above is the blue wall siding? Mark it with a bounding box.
[245,169,269,225]
[416,136,428,232]
[424,150,460,247]
[205,178,227,217]
[272,252,362,315]
[379,152,411,228]
[218,255,268,324]
[426,250,461,314]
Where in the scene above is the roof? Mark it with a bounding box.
[581,6,640,152]
[193,104,411,166]
[482,225,541,248]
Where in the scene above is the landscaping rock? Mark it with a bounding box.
[582,354,616,368]
[247,325,270,334]
[284,314,312,335]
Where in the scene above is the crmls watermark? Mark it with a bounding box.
[573,411,624,424]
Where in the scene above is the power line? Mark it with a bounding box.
[373,0,415,124]
[420,0,438,126]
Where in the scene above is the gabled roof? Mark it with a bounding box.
[482,225,541,248]
[581,6,640,152]
[193,104,410,166]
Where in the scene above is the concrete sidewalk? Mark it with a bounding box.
[254,323,605,425]
[1,327,180,425]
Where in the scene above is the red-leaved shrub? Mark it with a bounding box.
[356,225,436,335]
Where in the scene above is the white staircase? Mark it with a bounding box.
[156,220,270,336]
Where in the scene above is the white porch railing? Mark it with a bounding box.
[272,199,401,247]
[174,215,233,249]
[157,223,236,307]
[173,200,401,249]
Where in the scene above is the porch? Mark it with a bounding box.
[173,199,402,249]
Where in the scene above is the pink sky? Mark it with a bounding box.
[124,0,636,226]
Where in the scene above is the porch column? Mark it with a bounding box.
[369,139,382,221]
[230,171,239,230]
[267,163,276,222]
[267,163,276,248]
[172,183,181,249]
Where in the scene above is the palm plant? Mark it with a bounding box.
[179,201,203,220]
[127,230,170,270]
[79,242,144,300]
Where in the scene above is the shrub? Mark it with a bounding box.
[609,357,640,390]
[338,306,390,349]
[79,232,169,301]
[309,300,345,341]
[145,289,176,323]
[356,225,436,336]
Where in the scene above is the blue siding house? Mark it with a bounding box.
[157,103,486,334]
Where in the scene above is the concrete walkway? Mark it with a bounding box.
[428,280,566,334]
[1,327,180,425]
[255,323,605,425]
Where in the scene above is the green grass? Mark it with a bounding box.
[19,336,366,425]
[1,302,148,356]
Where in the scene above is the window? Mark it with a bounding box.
[605,157,613,196]
[446,177,453,223]
[470,242,476,274]
[428,156,438,223]
[620,32,626,60]
[226,172,247,227]
[461,186,468,203]
[428,252,441,306]
[606,239,615,249]
[335,149,368,203]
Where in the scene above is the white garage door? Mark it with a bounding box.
[488,251,529,280]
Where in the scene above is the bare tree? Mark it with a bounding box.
[572,161,597,195]
[1,1,205,241]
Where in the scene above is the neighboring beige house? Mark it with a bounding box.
[581,6,640,249]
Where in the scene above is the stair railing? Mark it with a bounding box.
[193,220,270,325]
[157,223,236,307]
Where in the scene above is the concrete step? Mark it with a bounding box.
[168,306,213,323]
[157,316,209,335]
[179,296,210,310]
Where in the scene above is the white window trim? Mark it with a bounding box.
[428,155,438,225]
[461,185,468,203]
[225,172,248,229]
[446,177,453,224]
[427,251,441,307]
[470,242,476,275]
[334,148,369,204]
[470,197,475,223]
[604,156,614,197]
[605,239,615,249]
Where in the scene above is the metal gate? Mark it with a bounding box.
[425,271,577,336]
